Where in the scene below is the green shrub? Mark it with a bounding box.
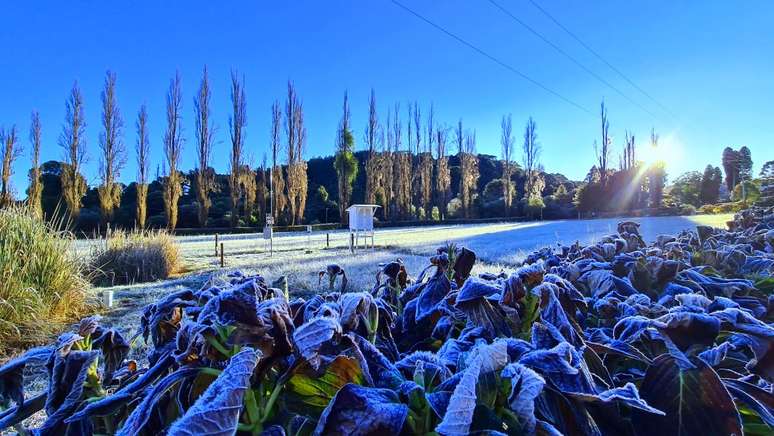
[89,229,181,286]
[0,204,88,354]
[698,201,748,215]
[431,206,441,221]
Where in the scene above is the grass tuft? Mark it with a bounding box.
[0,204,89,355]
[89,229,181,286]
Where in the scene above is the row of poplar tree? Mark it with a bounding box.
[0,68,551,229]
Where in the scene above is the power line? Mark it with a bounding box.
[487,0,660,121]
[526,0,678,120]
[389,0,594,117]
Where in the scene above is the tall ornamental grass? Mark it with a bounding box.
[89,229,180,286]
[0,204,88,354]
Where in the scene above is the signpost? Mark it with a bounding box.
[264,214,274,256]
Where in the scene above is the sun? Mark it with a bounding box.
[640,132,683,167]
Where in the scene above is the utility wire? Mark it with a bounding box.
[390,0,594,116]
[526,0,678,120]
[487,0,660,121]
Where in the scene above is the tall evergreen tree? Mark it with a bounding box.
[700,165,722,204]
[721,147,740,192]
[334,92,357,224]
[738,146,753,182]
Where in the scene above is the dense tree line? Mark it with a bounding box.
[0,71,764,231]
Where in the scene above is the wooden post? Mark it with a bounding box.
[215,234,219,256]
[220,243,224,268]
[349,232,354,254]
[326,233,330,249]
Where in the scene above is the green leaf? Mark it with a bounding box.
[285,355,364,417]
[519,292,540,338]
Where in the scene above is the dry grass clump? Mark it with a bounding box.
[0,204,88,355]
[89,229,181,286]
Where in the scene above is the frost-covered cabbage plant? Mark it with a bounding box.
[2,206,774,435]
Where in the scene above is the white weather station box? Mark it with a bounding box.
[346,204,379,249]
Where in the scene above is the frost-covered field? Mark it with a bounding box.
[79,213,733,282]
[158,213,733,270]
[88,213,733,325]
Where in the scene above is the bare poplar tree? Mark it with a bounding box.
[595,101,611,186]
[415,103,432,216]
[284,81,308,225]
[256,154,268,221]
[59,82,88,220]
[194,66,216,227]
[97,71,125,225]
[0,126,20,208]
[435,125,450,218]
[163,72,184,230]
[390,104,411,219]
[501,114,515,214]
[364,89,379,205]
[27,112,43,217]
[375,126,392,218]
[460,127,479,218]
[240,164,257,223]
[135,104,150,229]
[228,71,247,227]
[522,117,540,202]
[270,101,286,222]
[620,131,635,170]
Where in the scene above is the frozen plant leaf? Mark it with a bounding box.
[566,382,664,415]
[293,316,341,371]
[0,346,52,408]
[501,363,545,434]
[114,367,200,435]
[435,341,510,436]
[38,350,100,435]
[314,383,409,436]
[167,348,261,436]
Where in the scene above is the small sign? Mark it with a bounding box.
[263,226,273,240]
[266,214,274,226]
[306,225,312,233]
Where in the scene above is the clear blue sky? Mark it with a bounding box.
[1,1,772,195]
